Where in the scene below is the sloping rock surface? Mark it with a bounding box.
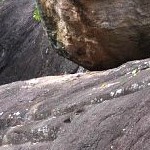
[37,0,150,70]
[0,0,79,85]
[0,58,150,150]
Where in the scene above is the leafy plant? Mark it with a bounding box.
[33,6,41,22]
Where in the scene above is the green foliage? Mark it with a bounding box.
[33,6,41,22]
[132,69,138,76]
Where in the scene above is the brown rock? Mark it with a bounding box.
[37,0,150,70]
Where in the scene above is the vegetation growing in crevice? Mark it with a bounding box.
[33,6,41,22]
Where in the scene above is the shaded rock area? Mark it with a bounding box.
[37,0,150,70]
[0,0,80,85]
[0,58,150,149]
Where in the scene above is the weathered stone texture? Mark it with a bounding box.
[37,0,150,70]
[0,58,150,149]
[0,0,80,85]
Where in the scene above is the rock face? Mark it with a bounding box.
[37,0,150,70]
[0,0,79,85]
[0,58,150,149]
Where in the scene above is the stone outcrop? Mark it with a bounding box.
[37,0,150,70]
[0,0,80,85]
[0,58,150,149]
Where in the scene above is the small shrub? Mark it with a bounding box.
[33,6,41,22]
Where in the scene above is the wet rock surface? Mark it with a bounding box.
[37,0,150,70]
[0,58,150,149]
[0,0,79,85]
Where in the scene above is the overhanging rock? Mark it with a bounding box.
[37,0,150,70]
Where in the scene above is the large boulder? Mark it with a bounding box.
[37,0,150,70]
[0,58,150,149]
[0,0,79,85]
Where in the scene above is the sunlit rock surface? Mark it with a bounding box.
[0,0,79,85]
[0,58,150,149]
[37,0,150,70]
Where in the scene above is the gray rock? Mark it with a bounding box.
[0,58,150,149]
[0,0,79,85]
